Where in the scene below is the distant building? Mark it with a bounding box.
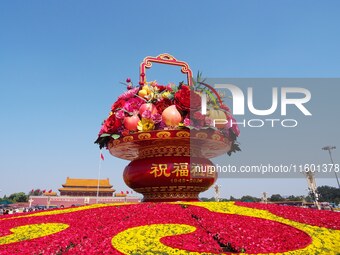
[28,177,140,208]
[58,177,115,197]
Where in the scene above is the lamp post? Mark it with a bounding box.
[214,184,221,202]
[305,168,321,210]
[322,146,340,189]
[261,192,268,204]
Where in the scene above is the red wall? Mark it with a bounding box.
[29,196,140,208]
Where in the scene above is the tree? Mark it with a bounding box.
[8,192,28,203]
[286,195,304,201]
[229,196,237,201]
[269,194,285,202]
[200,197,217,202]
[200,197,209,202]
[220,198,230,202]
[240,195,260,202]
[315,185,340,204]
[304,195,313,203]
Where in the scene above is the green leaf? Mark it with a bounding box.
[111,134,120,139]
[100,133,111,138]
[205,89,217,105]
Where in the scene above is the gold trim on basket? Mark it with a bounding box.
[156,131,171,138]
[211,134,221,140]
[138,133,152,140]
[196,132,208,139]
[112,140,121,146]
[176,131,190,137]
[123,136,134,142]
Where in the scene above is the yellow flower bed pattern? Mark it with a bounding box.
[0,202,339,254]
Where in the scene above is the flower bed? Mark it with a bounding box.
[235,201,340,230]
[1,202,339,254]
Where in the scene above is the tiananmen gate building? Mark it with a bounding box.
[28,177,140,208]
[58,177,115,197]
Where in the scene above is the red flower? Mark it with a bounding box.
[155,84,166,92]
[155,98,172,113]
[174,85,201,111]
[121,129,130,136]
[100,114,122,134]
[111,99,125,112]
[193,111,205,120]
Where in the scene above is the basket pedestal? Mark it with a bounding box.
[108,130,232,202]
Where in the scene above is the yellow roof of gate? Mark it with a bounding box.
[59,187,115,192]
[62,177,113,188]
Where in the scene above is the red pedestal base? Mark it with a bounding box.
[124,156,216,202]
[108,130,231,202]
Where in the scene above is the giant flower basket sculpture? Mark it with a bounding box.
[95,54,240,201]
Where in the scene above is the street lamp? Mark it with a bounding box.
[322,146,340,189]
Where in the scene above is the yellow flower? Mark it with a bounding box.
[162,91,171,99]
[0,223,69,245]
[137,118,155,131]
[112,224,200,255]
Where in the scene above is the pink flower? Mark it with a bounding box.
[123,97,143,113]
[115,109,125,119]
[151,113,162,124]
[141,110,151,119]
[183,117,191,126]
[204,117,214,126]
[118,87,139,100]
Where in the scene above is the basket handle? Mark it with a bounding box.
[139,53,193,86]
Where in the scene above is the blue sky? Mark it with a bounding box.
[0,1,339,198]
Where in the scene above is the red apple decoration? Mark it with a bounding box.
[124,115,140,131]
[162,105,182,126]
[139,103,158,116]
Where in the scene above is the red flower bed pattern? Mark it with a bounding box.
[0,202,339,254]
[235,202,340,230]
[162,205,311,253]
